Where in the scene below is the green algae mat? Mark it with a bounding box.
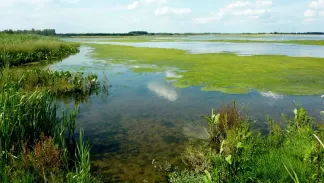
[89,44,324,95]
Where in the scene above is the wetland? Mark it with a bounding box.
[1,33,324,182]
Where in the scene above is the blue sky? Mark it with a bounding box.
[0,0,323,33]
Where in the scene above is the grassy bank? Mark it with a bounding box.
[89,44,324,95]
[0,70,99,182]
[169,103,324,182]
[0,34,104,182]
[0,34,80,66]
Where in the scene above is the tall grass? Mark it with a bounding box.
[0,61,100,183]
[1,67,101,103]
[0,33,79,66]
[172,102,324,183]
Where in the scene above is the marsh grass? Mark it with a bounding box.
[0,81,98,182]
[0,67,105,104]
[0,64,101,182]
[173,104,324,183]
[0,34,80,66]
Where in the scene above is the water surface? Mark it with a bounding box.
[90,41,324,58]
[50,46,324,182]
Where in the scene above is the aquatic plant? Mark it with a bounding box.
[171,104,324,182]
[90,43,324,95]
[0,67,103,103]
[0,66,98,183]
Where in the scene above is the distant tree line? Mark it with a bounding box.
[58,31,324,37]
[0,29,56,36]
[1,29,324,36]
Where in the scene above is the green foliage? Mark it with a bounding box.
[1,67,101,99]
[169,169,205,183]
[0,33,79,66]
[181,144,214,173]
[0,57,100,182]
[171,105,324,183]
[90,43,324,95]
[66,129,92,183]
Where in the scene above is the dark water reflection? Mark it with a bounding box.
[50,47,324,182]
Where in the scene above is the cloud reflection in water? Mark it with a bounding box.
[147,81,179,101]
[165,70,182,78]
[260,91,284,100]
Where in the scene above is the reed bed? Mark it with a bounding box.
[0,34,101,182]
[0,34,79,66]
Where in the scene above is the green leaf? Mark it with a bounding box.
[236,142,243,148]
[226,155,232,165]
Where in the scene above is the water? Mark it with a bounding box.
[174,35,324,41]
[50,44,324,182]
[89,41,324,58]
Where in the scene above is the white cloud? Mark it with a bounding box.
[194,0,272,24]
[233,9,269,16]
[320,10,324,16]
[304,9,316,17]
[309,0,324,9]
[0,0,79,8]
[60,0,80,3]
[127,0,167,10]
[304,18,316,23]
[155,7,192,15]
[227,1,250,9]
[128,1,139,10]
[142,0,167,4]
[303,0,324,22]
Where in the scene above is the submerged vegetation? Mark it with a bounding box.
[0,33,79,66]
[90,44,324,95]
[169,102,324,182]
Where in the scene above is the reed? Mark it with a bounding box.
[0,61,97,183]
[0,33,80,66]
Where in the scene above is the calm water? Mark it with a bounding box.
[50,44,324,182]
[91,41,324,58]
[174,35,324,41]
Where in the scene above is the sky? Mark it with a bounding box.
[0,0,323,33]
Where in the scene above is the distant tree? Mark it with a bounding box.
[128,31,148,35]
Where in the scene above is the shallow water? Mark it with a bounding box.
[90,41,324,58]
[50,46,324,182]
[175,35,324,41]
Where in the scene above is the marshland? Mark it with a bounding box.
[1,30,324,183]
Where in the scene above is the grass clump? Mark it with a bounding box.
[89,44,324,95]
[0,34,80,66]
[1,67,101,97]
[171,102,324,182]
